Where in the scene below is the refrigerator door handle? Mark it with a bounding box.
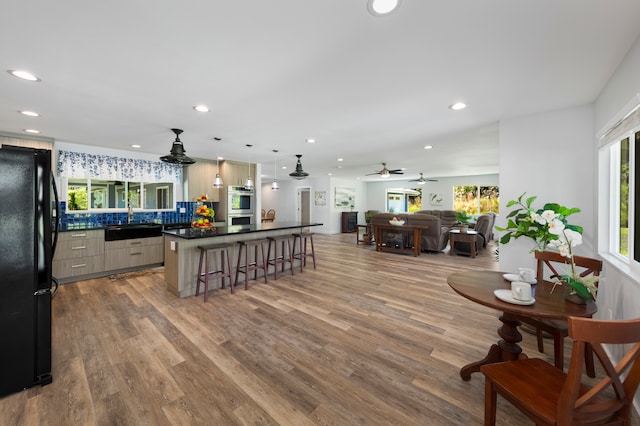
[51,171,60,258]
[35,277,59,298]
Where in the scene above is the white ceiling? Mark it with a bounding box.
[2,0,639,182]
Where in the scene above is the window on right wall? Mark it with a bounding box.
[453,185,500,215]
[600,101,640,265]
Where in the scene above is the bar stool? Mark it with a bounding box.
[292,231,316,272]
[266,235,294,280]
[195,242,235,302]
[235,238,269,289]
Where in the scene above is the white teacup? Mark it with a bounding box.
[511,281,532,301]
[518,267,536,283]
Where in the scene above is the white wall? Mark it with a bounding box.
[498,105,596,272]
[365,174,499,213]
[594,33,640,328]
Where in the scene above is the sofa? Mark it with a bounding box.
[414,210,459,228]
[370,212,449,253]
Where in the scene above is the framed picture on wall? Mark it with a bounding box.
[429,193,444,206]
[315,191,326,206]
[335,187,355,208]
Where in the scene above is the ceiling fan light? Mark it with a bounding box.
[417,180,426,185]
[160,128,195,165]
[380,171,390,178]
[289,154,309,180]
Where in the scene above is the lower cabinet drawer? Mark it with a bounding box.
[53,255,105,278]
[104,244,163,271]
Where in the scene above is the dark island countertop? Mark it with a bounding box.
[163,221,323,240]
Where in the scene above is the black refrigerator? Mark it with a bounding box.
[0,145,59,397]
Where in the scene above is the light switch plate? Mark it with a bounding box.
[179,207,186,213]
[170,241,176,251]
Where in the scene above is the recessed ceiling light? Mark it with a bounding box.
[367,0,401,16]
[281,166,287,170]
[217,156,224,160]
[449,102,467,111]
[24,129,40,134]
[193,105,210,112]
[424,145,433,150]
[306,138,316,143]
[8,70,41,82]
[131,144,141,148]
[19,110,39,117]
[337,158,343,162]
[328,173,333,176]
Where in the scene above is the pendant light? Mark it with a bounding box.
[271,149,279,190]
[289,154,309,180]
[244,144,254,190]
[160,128,195,165]
[212,137,223,188]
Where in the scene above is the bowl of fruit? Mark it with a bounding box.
[192,203,215,230]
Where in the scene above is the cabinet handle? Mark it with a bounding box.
[130,241,142,245]
[71,263,87,268]
[131,252,142,255]
[71,233,87,238]
[71,246,87,250]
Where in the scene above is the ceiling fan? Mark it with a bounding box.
[366,163,403,178]
[408,173,438,185]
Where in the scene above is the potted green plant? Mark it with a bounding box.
[455,211,473,231]
[496,192,595,301]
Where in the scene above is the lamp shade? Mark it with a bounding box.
[160,128,195,164]
[289,154,309,180]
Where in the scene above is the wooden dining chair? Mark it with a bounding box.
[261,209,266,223]
[481,316,640,426]
[265,209,275,222]
[520,250,603,376]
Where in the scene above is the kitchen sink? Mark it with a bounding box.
[104,223,163,241]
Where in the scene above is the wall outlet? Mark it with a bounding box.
[179,207,186,213]
[170,241,177,251]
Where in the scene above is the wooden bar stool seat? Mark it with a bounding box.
[267,235,294,279]
[195,242,235,302]
[292,231,316,272]
[235,238,269,289]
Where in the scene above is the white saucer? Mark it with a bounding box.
[502,273,537,285]
[494,289,535,306]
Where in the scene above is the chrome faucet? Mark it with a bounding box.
[127,203,133,224]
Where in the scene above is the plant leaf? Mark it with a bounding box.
[525,195,537,208]
[570,281,592,299]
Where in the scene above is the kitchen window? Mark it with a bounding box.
[67,178,174,212]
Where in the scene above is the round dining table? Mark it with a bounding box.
[447,270,597,380]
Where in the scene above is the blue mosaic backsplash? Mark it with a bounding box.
[57,201,220,228]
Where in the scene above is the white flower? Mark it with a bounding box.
[547,219,565,235]
[561,229,583,247]
[541,210,559,222]
[530,212,546,225]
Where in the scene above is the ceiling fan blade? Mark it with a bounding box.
[366,172,381,176]
[389,170,404,174]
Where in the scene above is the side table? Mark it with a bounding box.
[449,229,479,258]
[357,224,374,245]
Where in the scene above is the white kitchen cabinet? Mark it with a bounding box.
[52,230,105,280]
[104,236,164,271]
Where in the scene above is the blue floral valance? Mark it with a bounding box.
[57,150,182,183]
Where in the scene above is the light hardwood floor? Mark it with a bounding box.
[0,233,630,425]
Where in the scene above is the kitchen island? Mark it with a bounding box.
[163,221,322,297]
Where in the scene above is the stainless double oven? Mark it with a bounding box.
[228,186,255,226]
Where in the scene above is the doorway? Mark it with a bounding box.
[297,187,311,222]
